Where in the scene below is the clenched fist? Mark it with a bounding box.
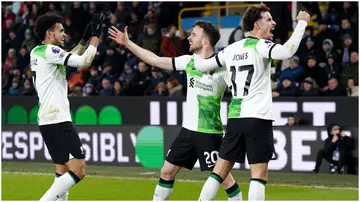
[296,11,310,23]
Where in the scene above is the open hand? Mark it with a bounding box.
[108,26,129,46]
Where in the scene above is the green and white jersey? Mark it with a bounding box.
[30,44,72,125]
[173,53,227,134]
[216,37,275,120]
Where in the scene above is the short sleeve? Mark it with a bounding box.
[173,55,192,71]
[256,39,277,59]
[46,45,72,66]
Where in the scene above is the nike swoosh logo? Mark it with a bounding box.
[208,164,215,168]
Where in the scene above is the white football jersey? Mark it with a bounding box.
[173,54,227,134]
[217,37,275,120]
[30,44,72,125]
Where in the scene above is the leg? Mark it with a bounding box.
[248,163,268,201]
[153,161,182,201]
[55,164,69,201]
[199,157,234,201]
[222,172,242,201]
[198,119,245,201]
[40,122,86,201]
[314,149,325,173]
[244,119,274,201]
[153,128,197,201]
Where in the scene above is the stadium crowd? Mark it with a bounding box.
[2,2,358,97]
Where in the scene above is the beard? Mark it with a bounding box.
[189,43,202,53]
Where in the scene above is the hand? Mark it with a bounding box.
[108,26,129,46]
[296,11,310,23]
[272,91,280,97]
[332,134,339,143]
[82,22,92,41]
[340,132,346,137]
[91,13,104,37]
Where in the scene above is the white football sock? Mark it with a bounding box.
[40,171,79,201]
[225,182,242,201]
[153,178,174,200]
[248,178,266,201]
[198,173,223,201]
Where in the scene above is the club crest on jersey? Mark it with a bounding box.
[265,40,273,44]
[52,47,60,54]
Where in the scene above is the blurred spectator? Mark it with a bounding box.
[178,29,190,55]
[99,77,113,96]
[336,17,357,48]
[21,29,36,52]
[63,17,76,41]
[346,77,358,97]
[64,34,76,51]
[297,36,318,67]
[130,2,146,19]
[83,83,97,96]
[8,78,22,96]
[337,34,357,65]
[21,79,36,96]
[113,80,125,96]
[321,77,347,96]
[272,77,300,97]
[300,77,319,96]
[318,39,335,68]
[133,61,151,95]
[312,123,356,174]
[161,24,183,57]
[323,52,342,80]
[127,12,144,42]
[144,6,158,25]
[137,23,161,54]
[17,47,30,71]
[103,47,126,74]
[119,62,136,95]
[152,82,168,96]
[339,51,358,86]
[4,30,21,54]
[166,77,183,97]
[69,83,83,97]
[301,56,327,88]
[3,48,17,73]
[87,66,103,93]
[316,20,337,50]
[115,2,130,25]
[101,64,118,84]
[285,115,297,126]
[278,56,303,87]
[146,67,167,95]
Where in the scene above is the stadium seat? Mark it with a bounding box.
[7,105,28,124]
[98,106,122,125]
[29,105,39,124]
[75,106,97,125]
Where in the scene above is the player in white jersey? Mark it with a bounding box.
[192,5,310,200]
[30,12,103,201]
[108,21,242,200]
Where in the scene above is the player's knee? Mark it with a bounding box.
[250,165,268,180]
[160,166,176,180]
[69,159,86,180]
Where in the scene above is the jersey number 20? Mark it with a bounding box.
[230,65,254,96]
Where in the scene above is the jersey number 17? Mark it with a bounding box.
[230,65,254,96]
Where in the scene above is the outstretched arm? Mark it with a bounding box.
[108,26,173,70]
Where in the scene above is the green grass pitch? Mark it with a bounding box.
[1,162,358,200]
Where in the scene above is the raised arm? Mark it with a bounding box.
[108,26,173,70]
[69,23,92,55]
[193,49,226,72]
[262,11,310,60]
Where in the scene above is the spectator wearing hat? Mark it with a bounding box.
[321,77,347,96]
[340,51,358,86]
[318,38,335,68]
[278,56,303,87]
[21,29,36,52]
[136,23,161,54]
[346,77,358,97]
[337,34,357,65]
[336,17,357,48]
[297,36,318,67]
[323,52,342,80]
[301,55,327,88]
[272,77,300,97]
[300,77,319,96]
[316,20,337,50]
[83,83,97,96]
